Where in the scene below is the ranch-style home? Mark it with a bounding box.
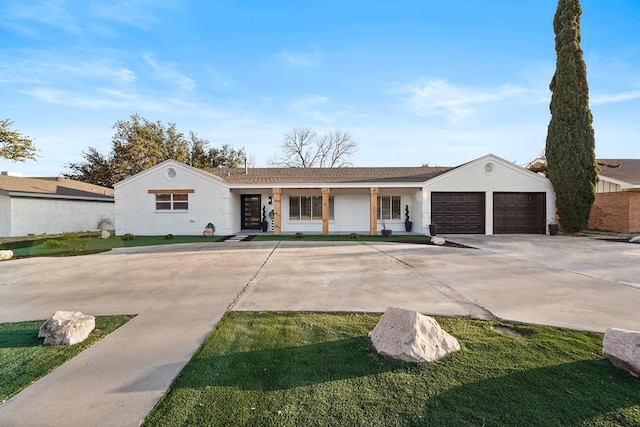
[589,159,640,233]
[0,173,114,237]
[114,154,556,236]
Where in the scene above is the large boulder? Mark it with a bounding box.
[629,236,640,244]
[0,250,13,260]
[38,311,96,346]
[369,307,460,363]
[603,328,640,377]
[431,236,446,246]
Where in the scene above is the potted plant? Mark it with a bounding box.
[548,219,558,235]
[260,206,269,232]
[429,222,438,236]
[404,204,413,232]
[381,220,393,238]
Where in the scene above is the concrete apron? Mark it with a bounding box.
[0,242,278,427]
[1,237,639,426]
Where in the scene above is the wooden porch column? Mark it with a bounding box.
[370,187,379,235]
[321,188,330,235]
[273,188,282,235]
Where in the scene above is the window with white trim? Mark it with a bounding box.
[156,193,189,211]
[378,195,401,220]
[289,196,334,220]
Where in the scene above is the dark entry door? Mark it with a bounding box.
[431,192,485,234]
[241,195,262,230]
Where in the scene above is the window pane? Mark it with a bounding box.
[381,196,391,220]
[329,196,334,220]
[173,202,188,210]
[173,194,188,201]
[289,197,300,220]
[312,196,322,220]
[156,202,171,210]
[301,196,312,220]
[392,196,401,220]
[156,194,171,202]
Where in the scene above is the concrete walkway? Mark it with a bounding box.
[1,236,639,426]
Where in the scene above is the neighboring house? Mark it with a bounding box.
[114,154,556,236]
[589,159,640,233]
[0,173,114,237]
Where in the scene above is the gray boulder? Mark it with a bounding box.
[39,311,96,346]
[431,236,446,246]
[603,328,640,377]
[370,307,460,363]
[629,236,640,244]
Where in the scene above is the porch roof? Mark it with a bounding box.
[205,166,454,185]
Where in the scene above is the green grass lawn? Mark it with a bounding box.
[0,315,134,402]
[0,234,226,258]
[145,312,640,427]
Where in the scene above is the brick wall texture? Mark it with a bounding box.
[589,191,640,233]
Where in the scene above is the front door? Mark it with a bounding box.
[241,195,262,230]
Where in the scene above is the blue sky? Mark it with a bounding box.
[1,0,639,177]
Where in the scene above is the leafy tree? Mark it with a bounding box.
[0,119,37,162]
[65,114,245,187]
[270,127,357,167]
[545,0,597,233]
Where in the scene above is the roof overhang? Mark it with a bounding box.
[3,191,114,202]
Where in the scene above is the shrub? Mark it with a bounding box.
[43,239,63,249]
[121,233,135,241]
[295,232,304,239]
[62,232,88,255]
[349,232,359,239]
[164,234,174,240]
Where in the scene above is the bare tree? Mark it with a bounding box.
[270,127,357,168]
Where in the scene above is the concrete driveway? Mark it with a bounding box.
[1,235,638,426]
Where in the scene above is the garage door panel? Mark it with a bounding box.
[432,192,485,234]
[494,192,545,234]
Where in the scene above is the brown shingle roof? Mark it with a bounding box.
[0,175,114,199]
[205,166,454,185]
[598,159,640,185]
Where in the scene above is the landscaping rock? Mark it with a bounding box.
[101,230,111,239]
[603,328,640,377]
[0,250,13,261]
[369,307,460,363]
[629,236,640,243]
[38,311,96,346]
[431,236,446,246]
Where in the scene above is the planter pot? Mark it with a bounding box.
[429,224,438,236]
[260,221,269,232]
[548,224,559,235]
[381,229,393,238]
[404,221,413,232]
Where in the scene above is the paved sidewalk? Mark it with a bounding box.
[1,236,638,426]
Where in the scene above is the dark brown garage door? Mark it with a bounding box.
[493,193,546,234]
[431,192,485,234]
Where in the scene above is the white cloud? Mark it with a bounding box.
[591,89,640,105]
[89,0,179,29]
[143,52,196,91]
[275,49,321,68]
[393,78,529,122]
[290,95,332,123]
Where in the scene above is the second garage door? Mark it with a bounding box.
[431,192,485,234]
[493,192,546,234]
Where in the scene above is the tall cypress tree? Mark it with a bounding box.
[545,0,598,233]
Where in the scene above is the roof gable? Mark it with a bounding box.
[114,159,228,188]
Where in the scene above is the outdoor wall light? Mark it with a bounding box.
[268,196,273,204]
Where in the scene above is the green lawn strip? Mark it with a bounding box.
[0,315,134,402]
[2,235,225,258]
[144,312,640,427]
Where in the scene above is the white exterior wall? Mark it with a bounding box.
[2,197,113,237]
[0,195,12,237]
[115,162,232,236]
[597,179,622,193]
[422,156,556,235]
